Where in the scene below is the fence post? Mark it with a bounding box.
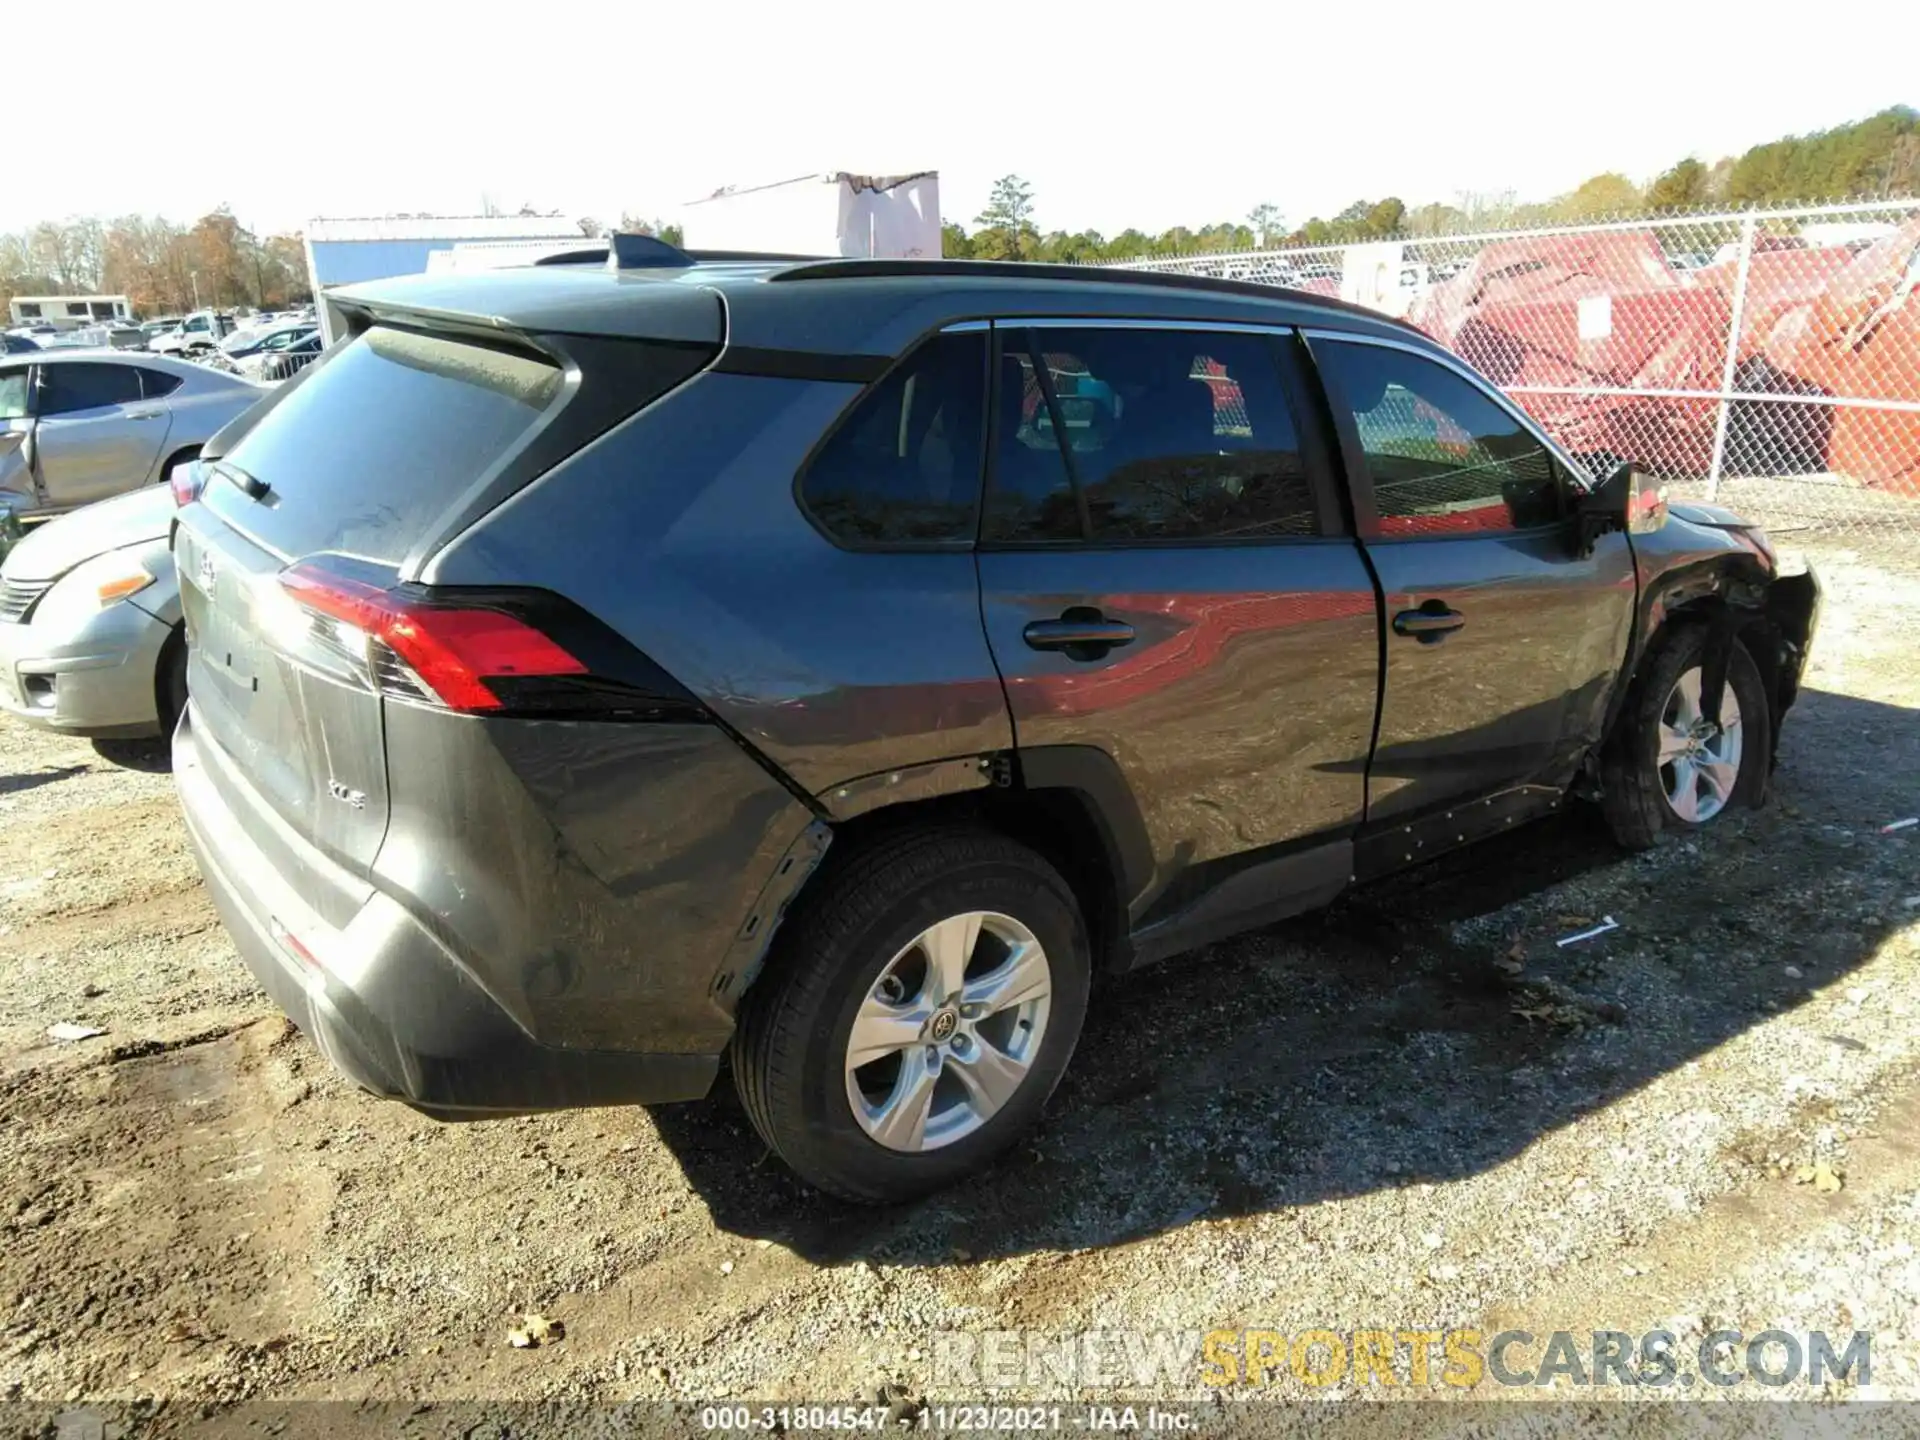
[1705,215,1758,501]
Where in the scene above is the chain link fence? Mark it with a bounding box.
[1113,199,1920,543]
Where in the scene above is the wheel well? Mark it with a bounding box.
[154,624,187,730]
[1639,590,1788,760]
[159,444,201,482]
[819,786,1130,973]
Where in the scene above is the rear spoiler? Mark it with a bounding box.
[533,235,828,271]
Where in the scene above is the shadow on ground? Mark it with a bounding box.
[651,685,1919,1265]
[91,737,172,773]
[0,762,88,795]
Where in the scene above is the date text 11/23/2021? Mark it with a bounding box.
[699,1406,1197,1432]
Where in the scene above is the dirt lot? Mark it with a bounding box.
[1,540,1917,1428]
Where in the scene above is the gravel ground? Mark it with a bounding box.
[0,540,1915,1432]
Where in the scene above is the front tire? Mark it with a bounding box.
[157,626,189,736]
[733,827,1090,1203]
[1601,623,1771,850]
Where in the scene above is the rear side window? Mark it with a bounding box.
[39,363,144,415]
[205,326,564,564]
[139,369,182,399]
[1316,340,1565,535]
[799,331,987,546]
[985,327,1319,544]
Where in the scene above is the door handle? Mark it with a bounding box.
[1023,613,1135,657]
[1392,604,1466,643]
[127,410,161,421]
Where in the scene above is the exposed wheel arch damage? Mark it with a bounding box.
[1612,558,1818,786]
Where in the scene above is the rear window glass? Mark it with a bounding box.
[206,326,562,563]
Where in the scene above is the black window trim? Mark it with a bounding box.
[1302,327,1590,545]
[789,322,992,554]
[977,316,1352,553]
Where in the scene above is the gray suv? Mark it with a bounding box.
[171,240,1818,1202]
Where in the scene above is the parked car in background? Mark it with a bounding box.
[220,321,315,362]
[0,352,261,518]
[238,329,323,382]
[41,324,148,351]
[0,334,40,355]
[0,482,184,738]
[171,247,1818,1202]
[141,318,182,343]
[148,310,236,355]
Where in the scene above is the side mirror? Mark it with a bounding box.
[1569,461,1664,556]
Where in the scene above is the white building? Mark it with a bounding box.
[304,215,589,339]
[9,294,133,329]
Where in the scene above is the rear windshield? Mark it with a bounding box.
[204,326,563,564]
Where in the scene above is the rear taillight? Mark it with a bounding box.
[170,461,206,507]
[281,558,587,713]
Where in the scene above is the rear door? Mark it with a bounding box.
[976,321,1380,922]
[174,326,575,877]
[32,361,167,508]
[1308,330,1635,827]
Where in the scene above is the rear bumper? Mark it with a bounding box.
[174,708,720,1115]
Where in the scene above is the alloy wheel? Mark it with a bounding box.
[844,911,1053,1153]
[1658,664,1744,824]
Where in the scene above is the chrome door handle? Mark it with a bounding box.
[1392,605,1466,643]
[1022,613,1135,660]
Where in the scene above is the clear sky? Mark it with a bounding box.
[9,0,1912,239]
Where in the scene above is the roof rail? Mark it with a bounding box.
[763,257,1419,326]
[532,236,831,271]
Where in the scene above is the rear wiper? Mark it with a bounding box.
[211,459,270,502]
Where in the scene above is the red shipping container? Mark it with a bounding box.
[1410,232,1729,475]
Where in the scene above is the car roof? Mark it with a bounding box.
[0,349,254,386]
[9,348,193,369]
[333,253,1427,363]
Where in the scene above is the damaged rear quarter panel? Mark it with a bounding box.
[372,704,815,1056]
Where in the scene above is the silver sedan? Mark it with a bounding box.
[0,352,262,520]
[0,483,182,739]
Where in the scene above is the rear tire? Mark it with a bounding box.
[733,827,1090,1203]
[1600,623,1770,850]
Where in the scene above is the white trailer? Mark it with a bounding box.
[9,294,133,330]
[678,172,940,259]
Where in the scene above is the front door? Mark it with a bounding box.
[976,322,1380,925]
[1309,332,1636,830]
[31,362,168,509]
[0,366,31,506]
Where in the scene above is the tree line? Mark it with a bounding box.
[947,106,1920,262]
[7,107,1911,313]
[0,208,310,319]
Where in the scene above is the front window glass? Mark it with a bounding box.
[0,370,28,420]
[1317,340,1565,534]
